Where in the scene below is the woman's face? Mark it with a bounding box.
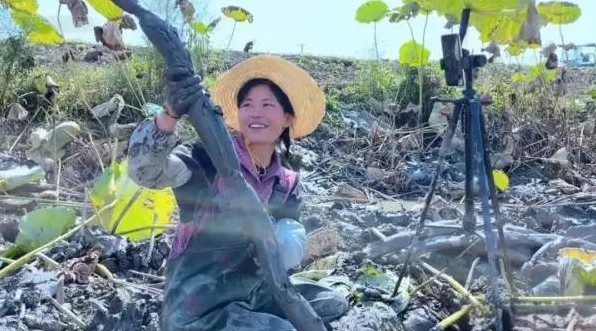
[237,84,292,145]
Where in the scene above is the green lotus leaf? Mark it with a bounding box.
[191,21,209,35]
[3,206,77,258]
[10,9,63,45]
[2,0,37,13]
[399,40,430,67]
[355,0,389,23]
[507,41,529,56]
[191,17,220,35]
[471,10,526,44]
[90,160,177,242]
[511,63,557,83]
[404,0,523,21]
[558,248,596,296]
[528,63,557,82]
[207,17,221,30]
[221,6,253,23]
[388,3,420,23]
[85,0,124,21]
[537,1,581,25]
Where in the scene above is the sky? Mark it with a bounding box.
[5,1,595,63]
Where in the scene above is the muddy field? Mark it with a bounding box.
[1,44,596,331]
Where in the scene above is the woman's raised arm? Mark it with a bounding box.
[127,113,192,189]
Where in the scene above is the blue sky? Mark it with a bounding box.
[11,1,596,63]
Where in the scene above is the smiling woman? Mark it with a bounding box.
[235,78,294,170]
[127,54,348,330]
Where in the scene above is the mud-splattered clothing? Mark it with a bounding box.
[127,118,191,190]
[127,118,348,330]
[127,118,306,268]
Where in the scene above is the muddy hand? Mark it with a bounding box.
[165,66,203,118]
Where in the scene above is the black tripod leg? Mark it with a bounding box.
[393,102,463,297]
[463,102,475,231]
[478,109,515,292]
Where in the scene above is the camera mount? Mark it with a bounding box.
[439,9,488,88]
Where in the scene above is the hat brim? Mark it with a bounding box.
[211,55,326,139]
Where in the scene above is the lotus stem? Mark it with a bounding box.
[465,256,481,290]
[418,12,429,132]
[128,269,165,282]
[0,195,83,208]
[513,295,596,303]
[56,3,65,38]
[96,263,114,279]
[48,296,86,329]
[115,224,175,236]
[109,187,142,234]
[0,256,15,264]
[430,305,472,331]
[374,22,379,60]
[36,252,60,268]
[226,21,237,50]
[96,262,162,295]
[420,261,482,307]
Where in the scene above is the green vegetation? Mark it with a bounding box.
[355,1,389,60]
[3,206,77,258]
[343,60,401,104]
[0,0,593,267]
[221,5,253,50]
[0,47,163,119]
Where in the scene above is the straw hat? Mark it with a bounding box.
[211,54,326,139]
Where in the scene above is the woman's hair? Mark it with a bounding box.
[236,78,294,159]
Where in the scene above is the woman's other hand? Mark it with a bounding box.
[156,66,203,132]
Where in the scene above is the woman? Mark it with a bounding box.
[127,55,348,330]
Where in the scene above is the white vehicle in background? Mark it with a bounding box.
[561,43,596,68]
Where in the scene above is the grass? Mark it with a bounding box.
[0,37,226,120]
[1,36,594,148]
[3,60,161,121]
[342,59,402,105]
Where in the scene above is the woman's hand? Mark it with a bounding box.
[156,66,203,132]
[274,218,307,270]
[246,217,306,271]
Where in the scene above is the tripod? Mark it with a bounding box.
[394,8,514,331]
[440,9,514,331]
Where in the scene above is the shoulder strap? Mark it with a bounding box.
[171,141,218,223]
[269,168,298,207]
[191,142,217,183]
